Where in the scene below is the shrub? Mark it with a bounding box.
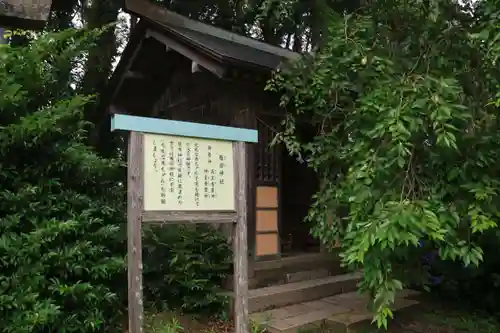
[0,29,234,333]
[427,232,500,313]
[0,30,126,333]
[266,0,500,327]
[142,224,232,315]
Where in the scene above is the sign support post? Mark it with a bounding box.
[112,114,258,333]
[127,132,144,333]
[233,141,248,333]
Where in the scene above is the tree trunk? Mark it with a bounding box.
[310,0,321,50]
[81,0,121,156]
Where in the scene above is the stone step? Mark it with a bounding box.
[225,254,344,291]
[253,253,342,274]
[249,253,345,289]
[326,296,419,333]
[284,268,330,284]
[225,268,331,292]
[249,272,361,313]
[251,290,420,333]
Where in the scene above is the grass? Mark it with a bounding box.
[356,303,500,333]
[407,309,500,333]
[143,311,229,333]
[143,311,267,333]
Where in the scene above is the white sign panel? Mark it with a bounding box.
[143,133,235,211]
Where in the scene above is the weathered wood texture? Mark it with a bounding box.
[146,29,227,77]
[233,141,249,333]
[151,71,236,127]
[142,210,237,224]
[230,96,257,265]
[127,132,144,333]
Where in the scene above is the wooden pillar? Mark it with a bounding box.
[233,141,249,333]
[127,132,144,333]
[229,94,256,276]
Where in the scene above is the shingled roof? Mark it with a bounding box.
[124,0,299,71]
[95,0,299,142]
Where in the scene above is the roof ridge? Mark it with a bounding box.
[125,0,299,60]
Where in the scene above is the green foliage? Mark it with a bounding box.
[478,0,500,106]
[143,225,232,315]
[429,231,500,313]
[0,30,126,332]
[0,27,234,333]
[155,317,183,333]
[267,0,500,328]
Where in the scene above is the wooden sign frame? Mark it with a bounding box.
[111,114,258,333]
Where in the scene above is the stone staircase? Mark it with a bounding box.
[228,253,420,333]
[251,289,420,333]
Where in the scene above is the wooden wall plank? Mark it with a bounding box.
[142,210,237,223]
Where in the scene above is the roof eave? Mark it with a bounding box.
[124,0,299,60]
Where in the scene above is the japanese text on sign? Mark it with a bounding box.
[143,133,235,211]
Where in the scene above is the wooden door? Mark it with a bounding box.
[254,117,281,260]
[281,152,319,253]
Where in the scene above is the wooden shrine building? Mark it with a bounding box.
[101,0,328,263]
[100,2,422,328]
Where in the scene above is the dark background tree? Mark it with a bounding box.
[266,0,500,327]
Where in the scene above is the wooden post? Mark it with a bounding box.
[233,141,249,333]
[127,132,144,333]
[112,114,257,333]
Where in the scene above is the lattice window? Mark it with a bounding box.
[256,119,280,182]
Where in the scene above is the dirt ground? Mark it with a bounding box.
[354,302,500,333]
[144,302,500,333]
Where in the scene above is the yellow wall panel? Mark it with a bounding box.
[256,233,279,256]
[256,210,278,232]
[256,186,278,208]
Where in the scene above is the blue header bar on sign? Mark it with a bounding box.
[111,114,258,143]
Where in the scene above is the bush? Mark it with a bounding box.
[266,0,500,327]
[143,224,232,315]
[0,29,233,333]
[0,30,126,333]
[426,232,500,313]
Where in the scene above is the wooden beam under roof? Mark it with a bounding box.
[145,29,227,78]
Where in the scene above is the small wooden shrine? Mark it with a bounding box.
[99,4,422,331]
[99,0,323,266]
